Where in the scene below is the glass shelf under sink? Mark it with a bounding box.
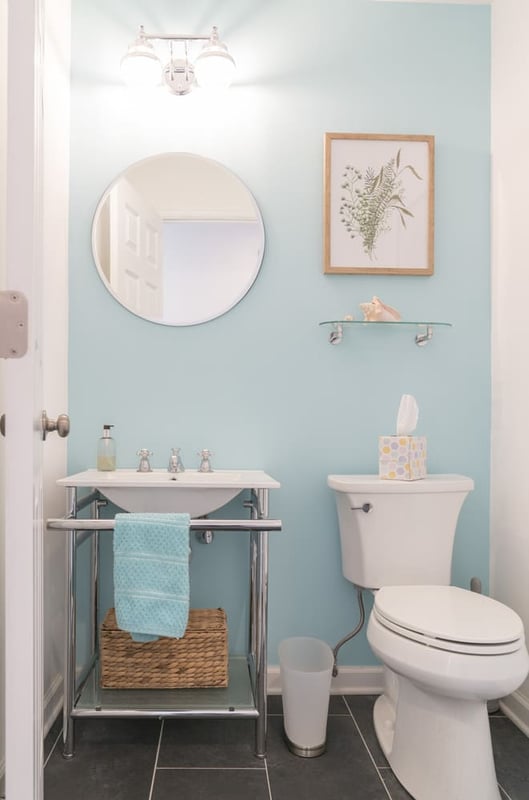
[319,320,452,346]
[74,656,258,717]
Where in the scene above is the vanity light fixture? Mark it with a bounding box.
[120,25,236,95]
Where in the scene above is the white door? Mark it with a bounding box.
[0,0,6,790]
[4,0,45,797]
[109,178,164,319]
[3,1,70,799]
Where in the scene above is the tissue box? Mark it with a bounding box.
[378,436,427,481]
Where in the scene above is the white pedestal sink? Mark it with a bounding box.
[57,468,280,516]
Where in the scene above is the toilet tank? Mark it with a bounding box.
[328,474,474,589]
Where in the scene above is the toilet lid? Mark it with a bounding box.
[373,585,524,655]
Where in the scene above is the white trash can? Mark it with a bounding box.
[278,636,334,757]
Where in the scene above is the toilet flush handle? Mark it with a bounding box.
[351,503,373,513]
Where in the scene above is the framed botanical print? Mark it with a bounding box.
[324,133,434,275]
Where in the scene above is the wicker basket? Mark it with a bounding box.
[100,607,228,689]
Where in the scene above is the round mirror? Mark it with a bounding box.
[92,152,265,326]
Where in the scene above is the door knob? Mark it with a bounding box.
[41,411,70,441]
[0,414,4,437]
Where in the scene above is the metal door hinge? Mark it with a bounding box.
[0,291,28,358]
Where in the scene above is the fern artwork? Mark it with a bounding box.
[324,134,434,275]
[339,149,422,261]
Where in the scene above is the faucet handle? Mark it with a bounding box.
[197,449,214,473]
[136,448,153,472]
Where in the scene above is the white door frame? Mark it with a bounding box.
[5,0,45,797]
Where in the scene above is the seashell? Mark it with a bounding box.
[359,296,401,322]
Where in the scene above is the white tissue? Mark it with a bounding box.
[396,394,419,436]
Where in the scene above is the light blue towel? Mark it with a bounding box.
[113,512,190,642]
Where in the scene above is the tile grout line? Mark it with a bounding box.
[498,781,514,800]
[147,719,164,800]
[43,726,63,770]
[156,766,267,771]
[343,697,393,800]
[263,756,274,800]
[378,771,402,800]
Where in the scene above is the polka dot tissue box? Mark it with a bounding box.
[378,435,427,481]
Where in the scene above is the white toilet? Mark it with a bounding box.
[328,473,529,800]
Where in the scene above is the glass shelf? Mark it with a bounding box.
[319,320,452,346]
[74,656,258,717]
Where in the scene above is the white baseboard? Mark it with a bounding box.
[500,690,529,737]
[43,673,63,738]
[267,665,384,695]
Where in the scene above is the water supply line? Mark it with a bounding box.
[332,587,366,677]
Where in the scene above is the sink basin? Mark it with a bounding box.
[57,469,280,516]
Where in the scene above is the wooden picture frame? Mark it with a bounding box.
[323,133,434,275]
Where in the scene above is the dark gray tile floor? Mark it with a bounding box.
[44,695,529,800]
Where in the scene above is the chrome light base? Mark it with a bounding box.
[163,59,195,95]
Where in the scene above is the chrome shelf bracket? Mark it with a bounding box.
[329,323,343,345]
[415,325,433,347]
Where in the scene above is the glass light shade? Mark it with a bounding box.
[194,44,236,91]
[120,42,162,88]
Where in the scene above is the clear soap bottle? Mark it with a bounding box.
[97,424,116,471]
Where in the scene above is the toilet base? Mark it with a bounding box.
[373,677,501,800]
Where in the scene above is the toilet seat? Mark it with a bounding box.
[373,585,524,655]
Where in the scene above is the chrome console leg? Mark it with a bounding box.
[62,489,77,758]
[248,493,257,677]
[92,499,103,660]
[254,488,269,759]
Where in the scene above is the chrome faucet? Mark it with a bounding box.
[168,447,185,473]
[136,448,153,472]
[197,449,214,473]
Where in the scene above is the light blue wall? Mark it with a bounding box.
[69,0,491,666]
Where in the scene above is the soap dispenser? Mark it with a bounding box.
[97,424,116,471]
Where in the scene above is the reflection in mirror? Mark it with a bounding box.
[92,153,265,325]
